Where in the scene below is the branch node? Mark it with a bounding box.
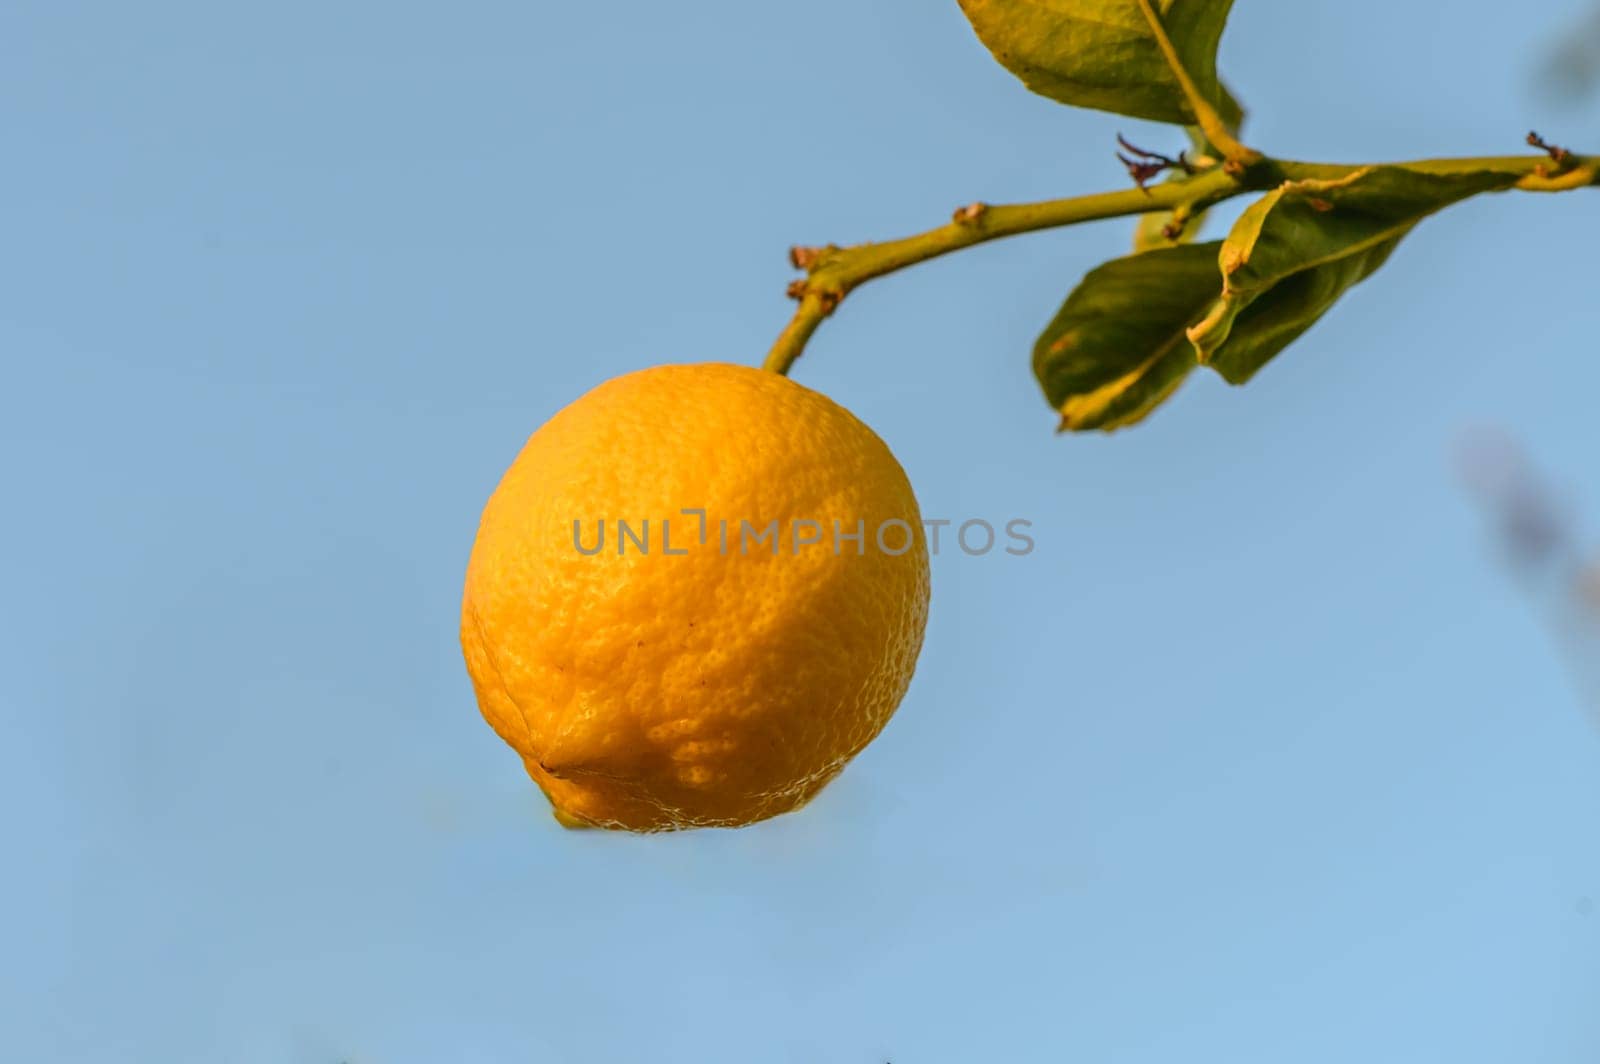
[788,244,838,272]
[1528,130,1573,166]
[789,281,846,314]
[1158,202,1198,241]
[952,202,989,226]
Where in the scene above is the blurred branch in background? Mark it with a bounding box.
[1540,2,1600,103]
[1458,428,1600,721]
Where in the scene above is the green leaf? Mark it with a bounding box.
[1034,242,1223,431]
[1191,165,1523,383]
[957,0,1240,126]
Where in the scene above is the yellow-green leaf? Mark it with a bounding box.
[1034,243,1222,431]
[1192,165,1523,383]
[958,0,1241,126]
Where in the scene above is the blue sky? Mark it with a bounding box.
[4,1,1599,1061]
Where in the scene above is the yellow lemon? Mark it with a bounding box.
[460,363,930,831]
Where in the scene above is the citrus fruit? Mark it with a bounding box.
[460,362,930,832]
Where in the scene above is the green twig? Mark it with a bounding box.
[766,290,833,378]
[765,167,1243,375]
[763,150,1596,377]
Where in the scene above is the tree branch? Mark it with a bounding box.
[1274,154,1600,185]
[765,166,1245,375]
[763,150,1597,377]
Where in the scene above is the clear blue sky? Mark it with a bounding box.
[4,2,1599,1061]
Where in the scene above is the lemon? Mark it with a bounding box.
[460,363,930,831]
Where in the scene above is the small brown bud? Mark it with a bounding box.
[952,202,988,225]
[789,245,824,271]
